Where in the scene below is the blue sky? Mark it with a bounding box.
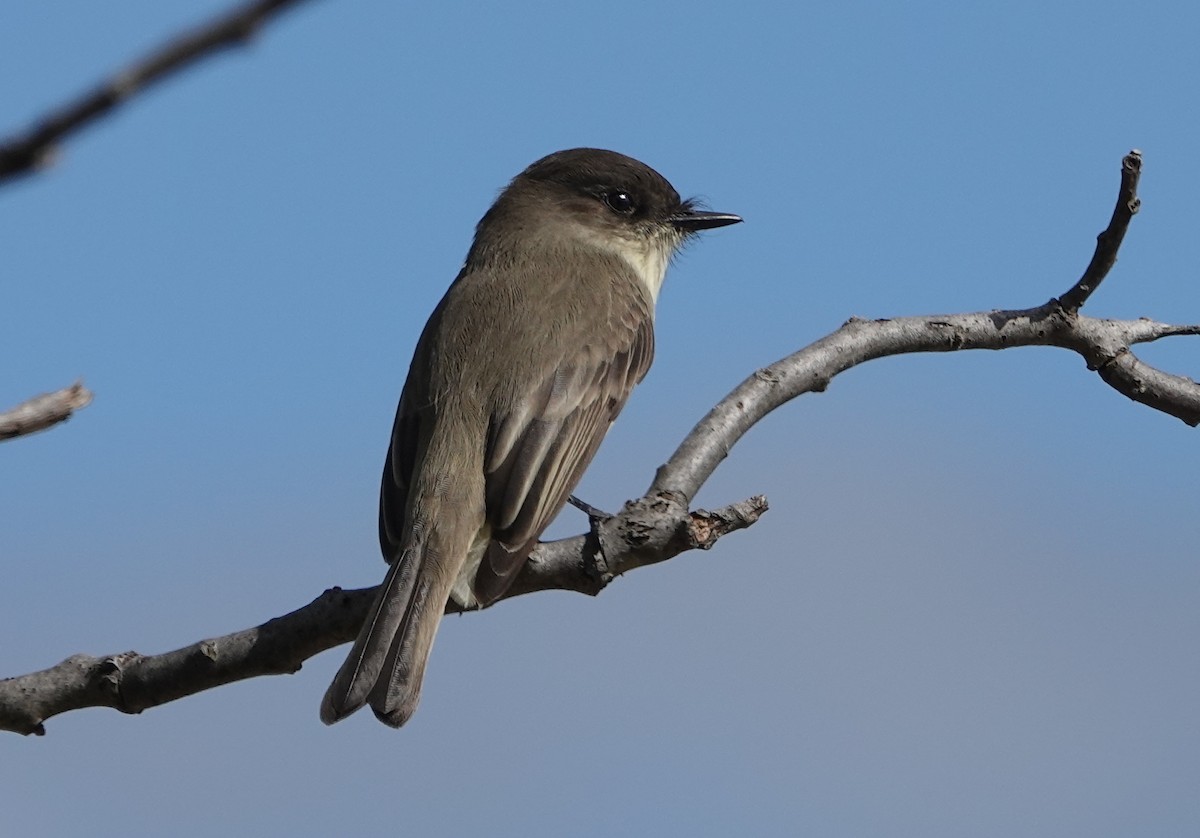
[3,1,1199,835]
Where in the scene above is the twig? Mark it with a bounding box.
[0,0,315,186]
[0,382,93,442]
[1057,149,1143,310]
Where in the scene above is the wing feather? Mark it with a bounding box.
[473,301,654,604]
[379,353,429,564]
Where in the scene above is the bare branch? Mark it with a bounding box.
[650,308,1200,501]
[1094,349,1200,424]
[0,0,315,186]
[0,497,767,735]
[649,151,1185,500]
[1117,320,1200,345]
[1058,149,1143,310]
[0,382,93,442]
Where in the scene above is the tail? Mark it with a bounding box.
[320,522,467,727]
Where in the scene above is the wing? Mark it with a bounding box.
[378,342,431,565]
[473,297,655,604]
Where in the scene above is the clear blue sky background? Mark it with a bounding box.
[4,2,1199,835]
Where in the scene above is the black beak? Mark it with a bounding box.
[668,209,743,232]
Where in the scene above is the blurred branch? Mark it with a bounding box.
[4,152,1197,735]
[0,382,93,442]
[0,0,315,187]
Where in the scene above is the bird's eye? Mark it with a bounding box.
[602,191,636,215]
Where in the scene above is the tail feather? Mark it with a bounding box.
[319,544,424,725]
[321,504,479,728]
[367,564,452,726]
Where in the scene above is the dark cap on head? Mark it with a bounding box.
[511,147,742,233]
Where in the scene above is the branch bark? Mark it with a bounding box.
[0,497,766,736]
[0,0,315,186]
[4,152,1196,735]
[1058,150,1143,310]
[0,382,93,442]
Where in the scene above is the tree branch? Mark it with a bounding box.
[0,0,315,186]
[5,151,1196,735]
[0,382,93,442]
[650,308,1200,502]
[651,149,1190,500]
[0,498,766,736]
[1058,149,1143,310]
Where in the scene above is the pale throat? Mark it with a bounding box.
[579,227,675,305]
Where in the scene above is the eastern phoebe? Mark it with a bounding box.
[321,148,740,727]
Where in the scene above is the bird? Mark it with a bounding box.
[320,148,741,727]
